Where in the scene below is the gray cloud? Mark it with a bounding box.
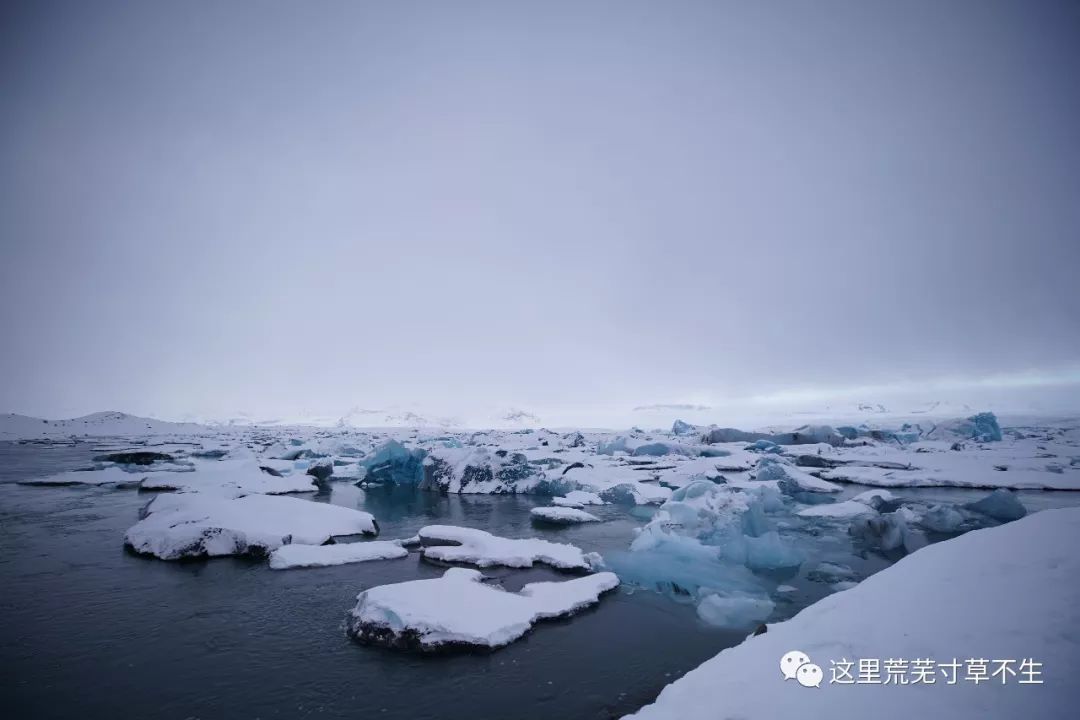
[2,0,1078,423]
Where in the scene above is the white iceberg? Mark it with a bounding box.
[125,493,379,560]
[696,592,775,630]
[418,525,596,570]
[530,506,601,524]
[268,541,407,569]
[346,567,619,650]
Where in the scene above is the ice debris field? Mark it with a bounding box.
[5,409,1079,713]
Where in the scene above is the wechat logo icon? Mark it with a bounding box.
[780,650,823,688]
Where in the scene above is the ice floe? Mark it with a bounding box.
[125,493,379,560]
[346,567,619,650]
[417,525,597,570]
[20,466,156,488]
[551,490,606,507]
[138,459,317,495]
[530,506,601,524]
[268,541,407,569]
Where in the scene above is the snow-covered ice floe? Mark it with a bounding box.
[125,493,379,560]
[530,506,601,524]
[418,525,598,571]
[138,459,317,495]
[346,567,619,651]
[625,508,1080,720]
[20,466,156,488]
[796,490,894,519]
[268,541,407,569]
[551,490,606,508]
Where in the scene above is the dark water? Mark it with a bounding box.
[0,442,740,720]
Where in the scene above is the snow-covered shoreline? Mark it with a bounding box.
[624,508,1080,719]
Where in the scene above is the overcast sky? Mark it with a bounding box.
[2,0,1078,426]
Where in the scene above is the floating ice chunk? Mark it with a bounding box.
[597,435,631,455]
[268,541,408,569]
[21,466,153,488]
[851,488,895,504]
[305,459,335,484]
[346,567,619,651]
[93,450,176,466]
[125,493,379,560]
[797,500,877,519]
[920,504,967,533]
[421,447,543,494]
[746,439,782,453]
[965,488,1027,521]
[773,425,847,446]
[551,490,605,508]
[672,419,699,436]
[631,441,698,457]
[139,459,317,495]
[696,592,775,630]
[806,561,856,583]
[755,457,842,494]
[358,440,427,486]
[563,431,586,447]
[927,412,1003,443]
[329,462,361,479]
[740,531,803,571]
[703,425,845,446]
[702,428,766,444]
[620,480,800,587]
[603,535,764,599]
[530,506,601,524]
[849,510,926,555]
[599,482,671,506]
[417,525,596,570]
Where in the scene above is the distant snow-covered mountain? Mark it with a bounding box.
[0,411,208,440]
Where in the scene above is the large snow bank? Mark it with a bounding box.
[125,494,379,560]
[346,567,619,650]
[625,508,1080,720]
